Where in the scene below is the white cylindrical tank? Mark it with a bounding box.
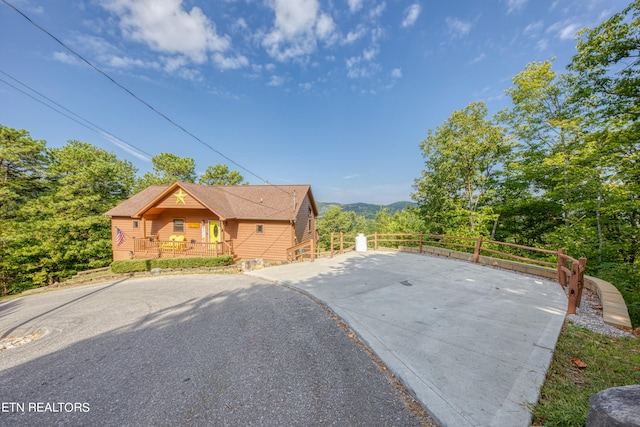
[355,233,367,252]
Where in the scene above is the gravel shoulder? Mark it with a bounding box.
[566,288,635,338]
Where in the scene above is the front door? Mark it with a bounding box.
[209,221,221,244]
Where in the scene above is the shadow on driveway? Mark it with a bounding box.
[248,251,568,427]
[0,275,426,426]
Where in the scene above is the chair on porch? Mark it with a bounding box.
[161,235,177,250]
[161,235,188,251]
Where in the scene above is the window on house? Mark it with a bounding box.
[256,224,264,234]
[173,219,184,233]
[133,220,139,229]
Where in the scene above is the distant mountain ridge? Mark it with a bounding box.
[317,201,415,219]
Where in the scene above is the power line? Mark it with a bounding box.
[1,73,304,214]
[0,69,153,161]
[1,71,304,215]
[1,0,288,194]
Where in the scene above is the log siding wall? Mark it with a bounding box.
[294,194,315,244]
[111,216,139,261]
[227,220,293,261]
[108,185,317,262]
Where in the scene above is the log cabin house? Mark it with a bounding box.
[104,182,318,262]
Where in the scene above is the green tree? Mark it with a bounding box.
[494,60,585,247]
[4,140,137,291]
[569,0,640,122]
[316,206,370,249]
[374,207,426,235]
[0,125,48,220]
[134,152,196,192]
[199,164,246,185]
[412,101,510,236]
[0,125,49,294]
[568,1,640,266]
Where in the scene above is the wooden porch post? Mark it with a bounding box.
[310,237,315,262]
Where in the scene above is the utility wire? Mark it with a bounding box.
[0,69,153,161]
[2,0,289,194]
[1,72,305,217]
[1,71,303,215]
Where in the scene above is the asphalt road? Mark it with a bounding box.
[0,275,423,426]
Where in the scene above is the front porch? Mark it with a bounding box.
[132,237,234,259]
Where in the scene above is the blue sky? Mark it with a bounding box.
[0,0,628,204]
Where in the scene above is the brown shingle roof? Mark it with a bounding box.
[104,182,317,221]
[104,185,168,217]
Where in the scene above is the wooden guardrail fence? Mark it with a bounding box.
[286,239,315,262]
[325,232,588,314]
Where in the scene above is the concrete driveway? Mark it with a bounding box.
[248,251,568,427]
[0,274,424,426]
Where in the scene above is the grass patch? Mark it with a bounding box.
[532,321,640,426]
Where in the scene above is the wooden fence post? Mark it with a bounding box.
[557,248,567,287]
[472,236,483,263]
[340,232,344,254]
[567,262,580,314]
[419,233,423,253]
[576,257,587,307]
[330,232,334,258]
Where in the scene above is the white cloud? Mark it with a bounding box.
[56,34,165,71]
[345,51,381,79]
[99,131,152,162]
[101,0,230,63]
[267,75,285,86]
[347,0,363,13]
[445,17,472,38]
[213,53,249,70]
[74,34,120,57]
[346,56,366,78]
[503,0,528,14]
[547,20,581,40]
[371,27,386,43]
[536,38,549,51]
[343,26,367,44]
[468,53,486,64]
[52,51,82,65]
[234,17,248,31]
[316,13,337,41]
[391,68,402,78]
[271,0,319,37]
[402,4,421,28]
[362,47,378,61]
[262,0,337,61]
[162,55,189,72]
[369,2,386,19]
[109,55,158,69]
[523,21,543,37]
